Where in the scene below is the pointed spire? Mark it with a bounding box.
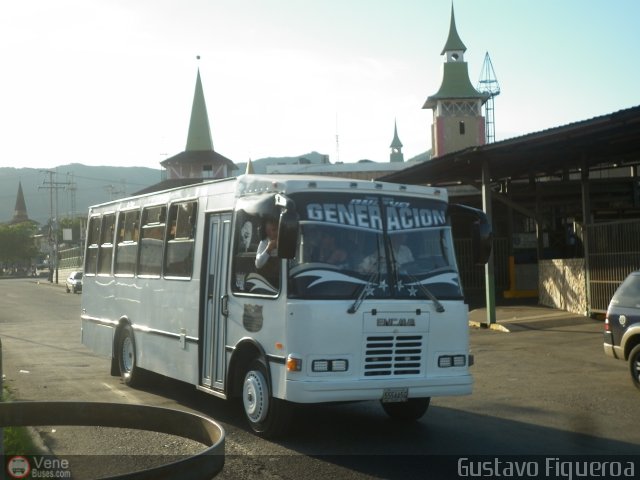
[424,4,487,109]
[185,66,214,151]
[245,158,255,174]
[441,4,467,55]
[11,181,29,224]
[390,120,403,149]
[389,120,404,163]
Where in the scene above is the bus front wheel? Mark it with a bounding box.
[242,359,291,438]
[381,397,430,421]
[116,324,141,387]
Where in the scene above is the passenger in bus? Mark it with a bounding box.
[255,218,278,269]
[358,233,414,274]
[313,231,348,266]
[240,221,253,252]
[390,233,415,265]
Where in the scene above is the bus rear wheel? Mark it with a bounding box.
[381,398,430,421]
[242,359,292,438]
[116,324,141,387]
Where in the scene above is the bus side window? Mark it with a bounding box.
[85,215,101,275]
[97,213,115,275]
[114,209,140,276]
[231,215,280,294]
[138,205,166,277]
[231,219,256,292]
[165,201,197,278]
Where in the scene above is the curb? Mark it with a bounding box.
[469,321,511,333]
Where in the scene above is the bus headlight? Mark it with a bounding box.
[331,359,348,372]
[312,359,349,372]
[312,360,329,372]
[438,355,467,368]
[453,355,466,367]
[438,356,452,368]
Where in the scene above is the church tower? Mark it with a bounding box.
[160,66,235,181]
[389,120,404,163]
[423,5,488,157]
[9,181,30,225]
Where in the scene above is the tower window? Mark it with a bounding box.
[459,121,466,135]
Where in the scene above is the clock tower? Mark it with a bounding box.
[423,5,488,157]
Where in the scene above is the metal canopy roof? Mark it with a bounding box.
[379,105,640,186]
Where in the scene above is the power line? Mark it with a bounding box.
[38,170,73,285]
[0,170,151,187]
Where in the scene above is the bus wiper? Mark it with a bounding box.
[348,270,378,314]
[349,238,385,314]
[404,269,445,313]
[389,245,445,313]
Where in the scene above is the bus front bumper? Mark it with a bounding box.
[282,375,473,404]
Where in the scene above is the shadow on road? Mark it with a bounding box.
[130,368,638,480]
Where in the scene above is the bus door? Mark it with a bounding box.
[201,212,232,391]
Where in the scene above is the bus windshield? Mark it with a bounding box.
[287,192,463,301]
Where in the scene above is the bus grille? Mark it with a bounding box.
[363,335,423,376]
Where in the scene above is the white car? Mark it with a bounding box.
[65,271,83,293]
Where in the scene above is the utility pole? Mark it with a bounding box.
[104,184,125,201]
[66,172,77,218]
[39,170,72,284]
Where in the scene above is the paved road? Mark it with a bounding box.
[1,278,639,479]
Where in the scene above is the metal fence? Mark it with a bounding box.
[58,246,83,269]
[586,219,640,313]
[454,236,510,293]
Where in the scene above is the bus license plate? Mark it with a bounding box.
[381,387,408,403]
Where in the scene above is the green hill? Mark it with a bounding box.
[0,164,163,225]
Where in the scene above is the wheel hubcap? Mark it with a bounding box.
[243,370,268,423]
[122,336,134,373]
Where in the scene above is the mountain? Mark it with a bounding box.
[231,151,331,174]
[0,164,163,225]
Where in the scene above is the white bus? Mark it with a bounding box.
[81,174,491,437]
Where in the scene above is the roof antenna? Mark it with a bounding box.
[477,52,500,143]
[335,112,340,163]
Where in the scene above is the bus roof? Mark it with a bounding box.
[87,174,447,212]
[236,174,448,201]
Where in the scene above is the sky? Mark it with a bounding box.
[1,0,639,171]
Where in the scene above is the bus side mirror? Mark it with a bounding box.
[450,203,493,266]
[472,220,493,265]
[276,196,299,259]
[278,210,298,259]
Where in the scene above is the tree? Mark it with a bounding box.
[0,222,39,264]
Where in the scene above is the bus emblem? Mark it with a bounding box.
[377,318,415,327]
[243,304,264,332]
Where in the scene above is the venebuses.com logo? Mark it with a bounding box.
[6,455,71,479]
[6,456,30,479]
